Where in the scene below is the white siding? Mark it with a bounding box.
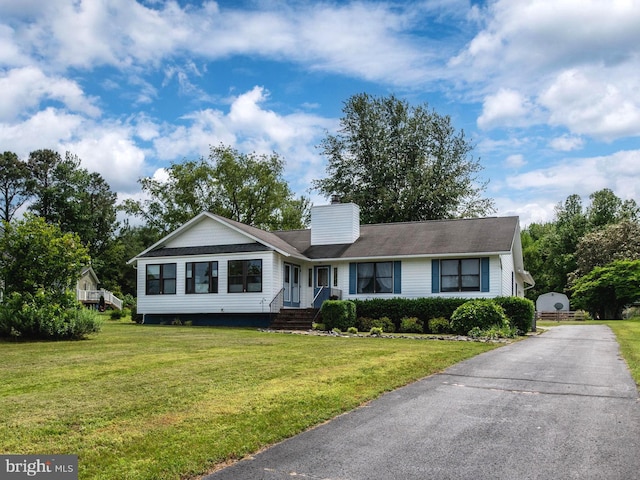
[136,251,278,315]
[500,254,515,296]
[338,256,506,302]
[165,216,252,248]
[310,203,360,245]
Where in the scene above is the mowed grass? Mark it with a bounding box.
[602,319,640,385]
[0,323,498,480]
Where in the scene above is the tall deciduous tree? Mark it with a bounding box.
[571,260,640,319]
[0,151,29,223]
[123,145,310,235]
[25,150,118,259]
[574,221,640,277]
[0,214,90,296]
[523,189,640,300]
[313,93,494,223]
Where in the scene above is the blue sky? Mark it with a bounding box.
[1,0,639,226]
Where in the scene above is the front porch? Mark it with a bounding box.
[77,289,123,310]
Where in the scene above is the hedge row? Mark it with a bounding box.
[332,296,535,334]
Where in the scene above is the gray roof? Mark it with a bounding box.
[273,216,519,260]
[131,213,520,264]
[140,243,271,258]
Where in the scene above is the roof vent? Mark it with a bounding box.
[331,194,341,204]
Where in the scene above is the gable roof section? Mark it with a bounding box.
[129,212,520,264]
[274,216,519,260]
[128,211,308,264]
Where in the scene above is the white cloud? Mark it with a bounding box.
[0,108,83,154]
[506,150,640,202]
[60,126,147,194]
[0,107,147,194]
[0,66,100,121]
[494,197,557,227]
[4,1,445,88]
[152,86,334,195]
[504,154,526,169]
[540,69,640,140]
[549,135,584,152]
[477,88,541,130]
[456,0,640,140]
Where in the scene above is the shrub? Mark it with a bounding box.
[347,326,358,334]
[110,309,123,320]
[320,300,356,331]
[131,304,143,324]
[0,290,102,340]
[356,316,394,332]
[493,296,534,334]
[468,324,518,339]
[450,300,509,336]
[375,317,395,333]
[370,327,383,336]
[428,317,451,334]
[353,297,467,329]
[312,323,326,331]
[356,317,375,331]
[399,317,423,333]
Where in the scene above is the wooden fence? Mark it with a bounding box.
[535,311,586,322]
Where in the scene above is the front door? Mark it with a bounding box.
[313,265,331,308]
[283,263,301,307]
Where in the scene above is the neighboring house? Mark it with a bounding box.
[76,266,123,310]
[128,200,534,326]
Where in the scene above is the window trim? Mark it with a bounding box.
[146,263,177,295]
[355,261,393,294]
[227,259,263,293]
[440,258,481,293]
[185,261,218,294]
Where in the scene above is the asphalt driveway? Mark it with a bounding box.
[204,326,640,479]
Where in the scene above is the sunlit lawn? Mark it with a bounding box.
[0,322,499,480]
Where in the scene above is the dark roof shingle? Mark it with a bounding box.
[274,216,518,259]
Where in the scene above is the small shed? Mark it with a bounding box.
[536,292,570,312]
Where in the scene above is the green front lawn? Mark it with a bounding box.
[0,323,498,480]
[603,319,640,385]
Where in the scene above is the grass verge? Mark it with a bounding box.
[0,323,498,480]
[602,319,640,386]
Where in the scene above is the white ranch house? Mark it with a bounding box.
[128,200,534,326]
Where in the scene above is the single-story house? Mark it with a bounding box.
[128,200,534,326]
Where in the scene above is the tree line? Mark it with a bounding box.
[2,93,639,323]
[1,93,493,301]
[522,189,640,318]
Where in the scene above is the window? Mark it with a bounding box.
[441,259,480,292]
[146,264,176,295]
[186,261,218,294]
[333,267,338,287]
[356,262,393,294]
[228,259,262,293]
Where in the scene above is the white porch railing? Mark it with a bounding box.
[76,289,123,310]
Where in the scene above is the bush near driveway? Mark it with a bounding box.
[450,299,509,336]
[493,296,535,334]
